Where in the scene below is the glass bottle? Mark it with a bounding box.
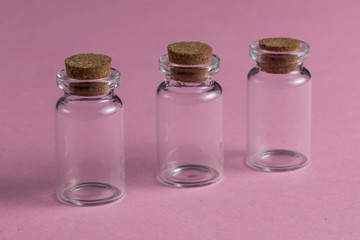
[157,51,224,187]
[246,38,311,171]
[55,57,125,206]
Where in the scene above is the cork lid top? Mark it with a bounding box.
[167,41,212,65]
[65,53,112,80]
[259,38,301,52]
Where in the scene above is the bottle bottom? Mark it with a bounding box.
[158,164,222,187]
[57,182,123,206]
[247,149,310,172]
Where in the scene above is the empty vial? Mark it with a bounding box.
[246,38,311,171]
[157,42,224,187]
[56,54,125,205]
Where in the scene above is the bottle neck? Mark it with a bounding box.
[57,68,121,98]
[165,76,215,87]
[64,89,115,100]
[256,57,305,74]
[159,54,220,86]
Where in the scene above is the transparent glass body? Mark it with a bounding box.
[246,41,311,171]
[55,69,125,206]
[157,54,224,187]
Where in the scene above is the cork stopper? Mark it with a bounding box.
[65,53,111,96]
[258,38,301,74]
[168,42,212,65]
[259,38,300,52]
[65,53,111,80]
[167,42,213,82]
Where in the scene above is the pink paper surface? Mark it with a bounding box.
[1,0,360,239]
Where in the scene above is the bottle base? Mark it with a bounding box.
[247,149,310,172]
[57,182,123,206]
[158,164,222,187]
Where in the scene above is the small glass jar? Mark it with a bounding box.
[246,39,311,171]
[55,68,125,205]
[157,54,224,187]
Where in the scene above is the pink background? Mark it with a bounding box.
[1,0,359,239]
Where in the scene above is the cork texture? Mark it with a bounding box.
[65,53,112,80]
[168,42,212,65]
[260,54,299,74]
[259,38,300,52]
[169,67,209,83]
[69,82,109,97]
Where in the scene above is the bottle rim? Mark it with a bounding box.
[249,40,310,63]
[56,68,121,92]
